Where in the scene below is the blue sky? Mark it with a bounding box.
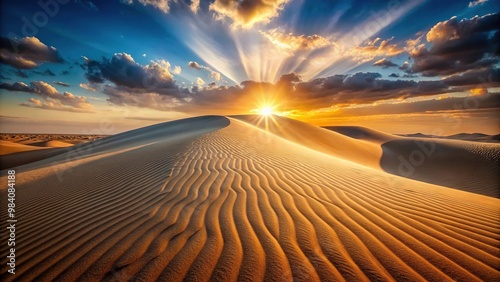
[0,0,499,134]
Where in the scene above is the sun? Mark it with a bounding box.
[259,107,274,116]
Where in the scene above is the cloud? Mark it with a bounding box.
[209,0,290,28]
[319,92,500,118]
[188,61,222,81]
[82,53,182,95]
[468,0,488,7]
[373,58,398,68]
[188,61,201,70]
[408,13,500,76]
[260,29,331,52]
[283,72,454,110]
[171,65,182,75]
[0,36,63,69]
[82,53,195,109]
[190,0,200,13]
[389,73,400,78]
[0,82,32,92]
[0,81,94,113]
[14,70,29,78]
[33,69,56,76]
[196,77,205,86]
[76,0,99,11]
[182,72,454,114]
[278,72,302,84]
[347,37,404,63]
[103,86,183,111]
[79,83,98,92]
[53,81,70,87]
[442,67,500,86]
[122,0,170,13]
[469,87,488,96]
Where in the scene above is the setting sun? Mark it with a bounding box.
[260,107,273,116]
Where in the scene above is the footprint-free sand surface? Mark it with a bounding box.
[1,115,499,281]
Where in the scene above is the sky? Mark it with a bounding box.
[0,0,499,135]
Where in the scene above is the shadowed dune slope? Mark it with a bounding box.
[1,116,499,281]
[322,126,396,143]
[0,148,68,171]
[380,138,500,198]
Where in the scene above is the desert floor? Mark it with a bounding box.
[1,115,499,281]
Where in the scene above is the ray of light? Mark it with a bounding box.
[152,0,426,85]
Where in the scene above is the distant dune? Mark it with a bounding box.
[28,140,75,148]
[1,115,499,281]
[0,135,105,170]
[0,140,49,155]
[398,132,500,143]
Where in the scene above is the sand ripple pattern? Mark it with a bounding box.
[1,117,499,281]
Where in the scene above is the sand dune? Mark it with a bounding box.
[322,126,396,143]
[232,115,387,169]
[28,140,75,148]
[380,137,500,197]
[0,136,103,170]
[0,140,49,155]
[400,132,500,143]
[0,141,66,170]
[237,116,500,196]
[1,115,499,281]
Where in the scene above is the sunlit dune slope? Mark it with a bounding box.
[1,115,499,282]
[28,140,75,148]
[0,140,49,155]
[231,115,387,169]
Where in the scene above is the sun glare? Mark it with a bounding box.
[260,107,273,116]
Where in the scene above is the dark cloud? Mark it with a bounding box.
[274,72,454,110]
[442,67,500,86]
[61,70,71,75]
[33,69,56,76]
[14,70,29,78]
[182,72,454,113]
[0,81,94,112]
[82,53,183,96]
[389,73,400,78]
[278,72,302,84]
[188,61,201,70]
[53,81,70,87]
[0,82,32,92]
[408,13,500,76]
[324,92,500,118]
[0,36,63,69]
[373,58,398,68]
